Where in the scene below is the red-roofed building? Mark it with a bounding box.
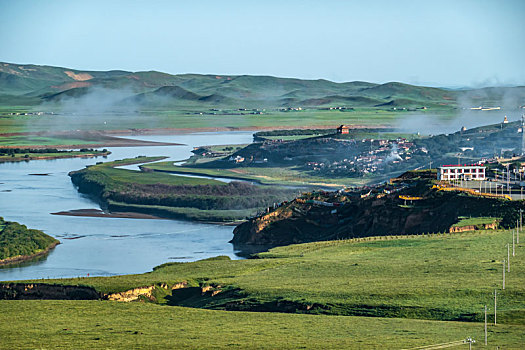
[438,164,486,181]
[337,125,350,134]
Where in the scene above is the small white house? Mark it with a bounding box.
[438,164,486,181]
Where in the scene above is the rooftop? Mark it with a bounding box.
[440,164,485,168]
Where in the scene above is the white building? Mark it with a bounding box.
[438,164,486,181]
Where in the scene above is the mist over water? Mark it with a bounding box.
[35,86,147,132]
[397,88,525,135]
[396,110,522,135]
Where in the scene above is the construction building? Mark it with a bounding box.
[438,164,486,181]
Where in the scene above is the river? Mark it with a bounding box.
[0,131,254,281]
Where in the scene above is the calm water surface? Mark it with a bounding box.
[0,131,254,280]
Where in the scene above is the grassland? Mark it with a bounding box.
[79,156,222,187]
[1,300,523,349]
[0,108,450,135]
[0,217,59,264]
[24,230,525,323]
[69,157,297,222]
[144,161,369,187]
[4,229,523,348]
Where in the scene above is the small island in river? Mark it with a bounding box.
[0,217,59,265]
[0,147,111,163]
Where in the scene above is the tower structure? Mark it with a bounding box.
[522,114,525,155]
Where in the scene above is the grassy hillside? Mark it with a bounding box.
[2,61,522,112]
[0,217,59,263]
[0,300,523,349]
[16,230,524,323]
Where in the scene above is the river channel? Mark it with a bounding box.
[0,131,254,281]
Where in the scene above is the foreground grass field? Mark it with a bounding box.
[27,230,525,324]
[0,300,523,349]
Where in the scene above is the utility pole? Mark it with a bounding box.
[507,164,510,194]
[513,230,516,256]
[503,259,506,290]
[484,305,487,345]
[494,289,497,325]
[516,209,523,244]
[507,244,510,272]
[465,337,475,350]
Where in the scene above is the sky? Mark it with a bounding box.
[0,0,523,87]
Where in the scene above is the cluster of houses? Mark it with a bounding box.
[305,136,425,176]
[300,126,429,176]
[9,111,54,116]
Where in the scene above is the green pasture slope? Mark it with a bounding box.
[30,230,525,323]
[0,217,59,263]
[4,229,524,348]
[0,301,522,349]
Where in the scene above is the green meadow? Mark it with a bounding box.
[5,229,524,348]
[0,300,523,349]
[144,161,368,187]
[0,108,453,136]
[24,230,525,323]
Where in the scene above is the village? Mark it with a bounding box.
[301,124,424,177]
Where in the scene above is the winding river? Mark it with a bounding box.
[0,131,254,281]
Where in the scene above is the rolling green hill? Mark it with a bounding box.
[1,61,522,110]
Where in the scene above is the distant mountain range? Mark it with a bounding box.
[1,62,524,110]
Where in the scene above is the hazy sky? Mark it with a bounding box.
[0,0,523,87]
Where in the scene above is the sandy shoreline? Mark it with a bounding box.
[52,209,245,226]
[51,209,168,220]
[0,131,184,149]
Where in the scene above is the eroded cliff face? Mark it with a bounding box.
[106,286,155,302]
[0,283,101,300]
[105,282,188,302]
[232,183,517,248]
[449,222,498,233]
